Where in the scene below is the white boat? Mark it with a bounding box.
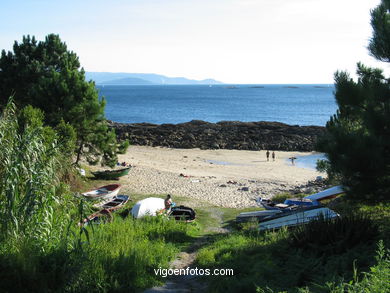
[236,209,283,223]
[258,207,339,231]
[131,197,166,218]
[303,186,344,201]
[82,184,121,200]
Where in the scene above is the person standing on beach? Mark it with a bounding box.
[272,151,275,161]
[266,150,270,161]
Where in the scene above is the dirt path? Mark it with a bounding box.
[144,208,229,293]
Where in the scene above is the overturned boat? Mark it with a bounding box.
[258,207,339,231]
[131,197,196,222]
[236,186,343,226]
[303,185,344,201]
[169,205,196,222]
[236,209,283,223]
[131,197,165,218]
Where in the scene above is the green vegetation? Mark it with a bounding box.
[0,2,389,292]
[0,34,128,167]
[196,202,389,293]
[0,102,199,292]
[317,0,390,200]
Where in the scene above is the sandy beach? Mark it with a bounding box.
[102,146,325,208]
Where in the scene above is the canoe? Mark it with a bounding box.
[258,207,339,231]
[82,184,121,200]
[93,195,130,210]
[92,167,131,180]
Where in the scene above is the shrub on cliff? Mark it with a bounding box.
[318,0,390,201]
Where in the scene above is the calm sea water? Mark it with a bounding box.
[291,154,326,170]
[97,84,337,126]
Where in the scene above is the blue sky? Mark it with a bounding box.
[0,0,388,83]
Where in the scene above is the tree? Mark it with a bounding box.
[369,0,390,62]
[0,34,127,167]
[317,0,390,200]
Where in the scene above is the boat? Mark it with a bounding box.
[236,209,283,223]
[237,186,343,224]
[258,206,339,231]
[169,205,196,222]
[92,166,131,180]
[82,184,121,200]
[303,185,344,201]
[93,195,130,210]
[258,197,319,211]
[131,197,166,218]
[131,197,196,222]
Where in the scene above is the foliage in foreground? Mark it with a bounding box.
[0,215,198,292]
[0,102,199,292]
[256,241,390,293]
[196,205,387,293]
[317,0,390,201]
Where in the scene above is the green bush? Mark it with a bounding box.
[289,213,379,256]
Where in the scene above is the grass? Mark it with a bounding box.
[195,199,390,293]
[1,101,389,292]
[0,214,200,292]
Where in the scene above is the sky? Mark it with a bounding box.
[0,0,389,84]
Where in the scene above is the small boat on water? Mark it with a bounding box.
[82,184,121,200]
[92,167,131,180]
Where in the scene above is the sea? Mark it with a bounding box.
[97,84,337,126]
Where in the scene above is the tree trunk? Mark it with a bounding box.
[75,141,83,165]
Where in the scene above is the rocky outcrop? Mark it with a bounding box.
[109,120,326,151]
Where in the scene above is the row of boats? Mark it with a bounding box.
[83,164,344,231]
[80,183,196,225]
[236,186,344,230]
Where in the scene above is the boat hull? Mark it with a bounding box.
[258,207,339,231]
[82,184,121,200]
[92,167,131,180]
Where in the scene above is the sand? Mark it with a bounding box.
[102,146,324,208]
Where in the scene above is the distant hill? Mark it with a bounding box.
[99,77,154,85]
[85,72,223,85]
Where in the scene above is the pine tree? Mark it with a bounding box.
[318,0,390,200]
[0,34,127,167]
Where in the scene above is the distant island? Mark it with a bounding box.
[85,72,223,85]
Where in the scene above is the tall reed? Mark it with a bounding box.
[0,101,60,249]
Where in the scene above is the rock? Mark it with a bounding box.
[108,120,326,152]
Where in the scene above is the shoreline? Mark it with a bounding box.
[101,146,326,208]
